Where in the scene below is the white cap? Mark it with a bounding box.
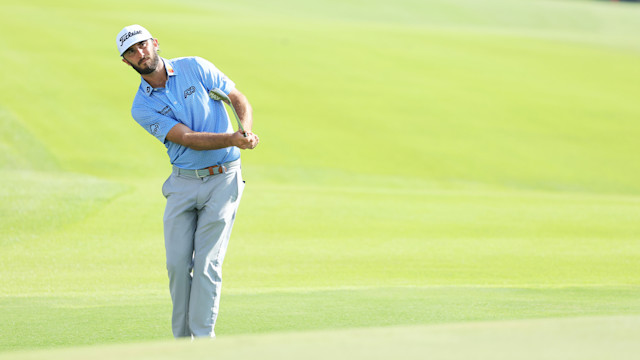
[116,24,153,56]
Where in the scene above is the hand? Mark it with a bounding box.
[231,130,259,149]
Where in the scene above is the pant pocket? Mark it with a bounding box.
[231,170,244,202]
[162,174,173,198]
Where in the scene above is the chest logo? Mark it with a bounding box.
[184,86,196,99]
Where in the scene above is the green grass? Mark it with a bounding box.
[1,0,640,357]
[3,316,640,360]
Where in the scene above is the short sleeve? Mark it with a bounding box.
[131,101,179,144]
[194,56,236,95]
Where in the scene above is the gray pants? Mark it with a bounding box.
[161,159,244,338]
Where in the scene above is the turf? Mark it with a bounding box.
[1,0,639,357]
[3,316,640,360]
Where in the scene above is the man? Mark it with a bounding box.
[116,24,259,338]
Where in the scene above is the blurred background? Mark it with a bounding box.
[1,0,639,355]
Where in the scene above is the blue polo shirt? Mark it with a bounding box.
[131,56,240,169]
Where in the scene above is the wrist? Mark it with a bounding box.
[226,133,236,148]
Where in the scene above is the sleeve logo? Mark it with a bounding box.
[149,123,160,135]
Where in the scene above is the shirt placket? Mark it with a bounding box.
[163,88,183,114]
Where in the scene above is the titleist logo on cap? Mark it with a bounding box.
[120,30,143,46]
[116,25,152,55]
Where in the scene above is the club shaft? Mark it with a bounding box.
[223,99,247,136]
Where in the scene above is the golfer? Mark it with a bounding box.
[116,24,259,338]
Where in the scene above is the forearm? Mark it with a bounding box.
[229,89,253,133]
[166,122,257,150]
[166,123,231,150]
[180,131,234,150]
[235,99,252,133]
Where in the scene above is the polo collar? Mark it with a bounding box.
[141,58,177,97]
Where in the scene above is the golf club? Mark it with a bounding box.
[209,88,247,137]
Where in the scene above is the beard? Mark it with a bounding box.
[130,52,160,75]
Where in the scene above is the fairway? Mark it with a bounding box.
[3,316,640,360]
[1,0,640,358]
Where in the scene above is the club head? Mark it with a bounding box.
[209,88,230,102]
